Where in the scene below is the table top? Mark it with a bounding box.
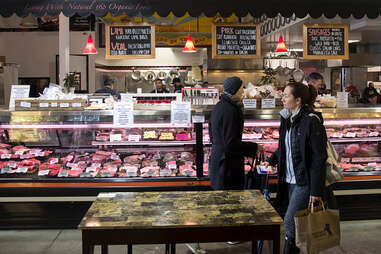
[78,190,282,230]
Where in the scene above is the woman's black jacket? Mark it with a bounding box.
[268,107,328,204]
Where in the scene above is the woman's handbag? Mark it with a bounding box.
[294,200,341,254]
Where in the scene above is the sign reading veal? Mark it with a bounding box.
[106,23,155,59]
[212,23,261,59]
[303,24,349,59]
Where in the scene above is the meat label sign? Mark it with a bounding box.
[303,24,349,59]
[212,23,261,59]
[106,23,155,59]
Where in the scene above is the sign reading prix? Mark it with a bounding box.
[212,23,261,59]
[303,24,349,60]
[106,23,155,59]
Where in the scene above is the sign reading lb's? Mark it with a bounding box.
[106,23,155,59]
[212,23,261,59]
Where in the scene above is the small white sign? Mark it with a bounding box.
[20,101,31,108]
[110,134,122,142]
[261,99,276,109]
[337,92,348,108]
[192,115,205,123]
[243,99,257,109]
[171,101,191,126]
[39,102,49,108]
[128,135,141,142]
[1,154,11,159]
[9,85,30,110]
[113,102,134,126]
[16,167,28,173]
[72,102,82,108]
[38,170,50,176]
[51,102,58,107]
[60,103,69,108]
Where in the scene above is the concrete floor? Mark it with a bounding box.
[0,220,380,254]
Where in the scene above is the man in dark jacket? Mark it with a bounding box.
[209,76,260,190]
[95,78,121,100]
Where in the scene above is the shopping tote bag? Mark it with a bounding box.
[294,200,341,254]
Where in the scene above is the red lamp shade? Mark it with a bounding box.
[83,35,98,54]
[274,35,288,53]
[183,33,197,53]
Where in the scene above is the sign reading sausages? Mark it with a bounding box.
[303,24,349,59]
[212,23,261,59]
[106,23,155,59]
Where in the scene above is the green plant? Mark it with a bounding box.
[260,69,277,85]
[63,73,76,88]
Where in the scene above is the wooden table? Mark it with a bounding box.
[78,190,282,254]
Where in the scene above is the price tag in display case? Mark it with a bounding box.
[261,99,276,109]
[1,167,12,174]
[243,99,257,109]
[16,167,28,173]
[110,134,122,142]
[128,135,141,142]
[38,170,50,176]
[58,171,69,177]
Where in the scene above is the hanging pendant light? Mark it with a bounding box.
[83,34,98,54]
[274,35,288,53]
[183,33,197,53]
[83,16,97,55]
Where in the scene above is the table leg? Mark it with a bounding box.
[251,240,258,254]
[82,242,94,254]
[101,244,108,254]
[171,243,176,254]
[127,244,132,254]
[273,238,280,254]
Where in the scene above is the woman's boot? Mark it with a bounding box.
[283,237,300,254]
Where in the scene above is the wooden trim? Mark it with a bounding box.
[212,22,261,59]
[303,24,349,60]
[0,180,211,188]
[105,22,155,60]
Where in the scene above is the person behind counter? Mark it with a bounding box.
[362,82,379,105]
[209,76,262,191]
[172,78,184,93]
[151,79,169,93]
[306,72,324,90]
[95,78,121,100]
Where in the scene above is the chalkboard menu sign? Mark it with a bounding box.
[212,23,261,59]
[303,24,349,60]
[105,23,155,59]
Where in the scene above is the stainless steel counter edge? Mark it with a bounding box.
[0,107,380,123]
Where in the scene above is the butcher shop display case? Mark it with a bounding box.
[0,110,209,191]
[1,107,381,228]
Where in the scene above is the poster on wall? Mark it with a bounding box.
[303,24,349,60]
[212,23,261,59]
[105,23,155,59]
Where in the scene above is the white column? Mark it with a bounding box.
[59,13,70,86]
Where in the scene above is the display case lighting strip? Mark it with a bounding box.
[0,123,192,129]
